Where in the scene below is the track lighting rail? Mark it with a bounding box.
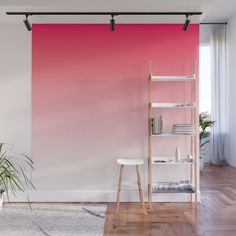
[6,11,202,32]
[6,11,202,16]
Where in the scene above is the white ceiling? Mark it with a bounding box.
[0,0,235,24]
[202,0,236,22]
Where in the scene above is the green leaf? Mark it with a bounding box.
[199,112,215,149]
[0,142,35,207]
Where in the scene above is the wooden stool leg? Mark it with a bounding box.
[136,165,146,214]
[116,165,124,214]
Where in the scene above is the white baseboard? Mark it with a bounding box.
[7,190,201,203]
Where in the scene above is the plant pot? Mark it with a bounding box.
[200,158,205,171]
[0,194,3,210]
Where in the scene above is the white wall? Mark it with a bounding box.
[227,13,236,167]
[0,23,31,161]
[0,23,200,202]
[200,24,212,44]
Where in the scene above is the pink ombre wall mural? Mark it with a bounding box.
[32,24,199,202]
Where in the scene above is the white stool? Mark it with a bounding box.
[116,158,146,214]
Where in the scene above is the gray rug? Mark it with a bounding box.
[0,203,106,236]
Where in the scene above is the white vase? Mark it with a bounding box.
[175,147,180,162]
[0,194,3,210]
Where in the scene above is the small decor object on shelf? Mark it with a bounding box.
[176,102,195,108]
[152,115,163,134]
[187,153,193,162]
[175,146,180,162]
[153,160,166,163]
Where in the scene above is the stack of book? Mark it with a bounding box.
[152,116,163,134]
[173,124,195,135]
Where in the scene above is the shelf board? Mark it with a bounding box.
[152,156,193,165]
[150,75,195,81]
[151,103,195,109]
[152,188,195,194]
[152,155,193,162]
[152,161,193,165]
[152,132,195,137]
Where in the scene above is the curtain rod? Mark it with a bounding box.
[200,23,227,25]
[6,11,202,16]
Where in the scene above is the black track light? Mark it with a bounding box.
[23,15,32,31]
[110,15,115,31]
[183,14,190,31]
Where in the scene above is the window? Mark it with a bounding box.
[200,45,211,113]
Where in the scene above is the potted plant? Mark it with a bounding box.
[199,112,215,171]
[0,143,35,209]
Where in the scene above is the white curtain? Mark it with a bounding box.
[210,24,228,165]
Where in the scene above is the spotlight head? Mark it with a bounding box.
[110,15,115,31]
[183,14,190,31]
[23,15,32,31]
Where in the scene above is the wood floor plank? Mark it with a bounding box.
[104,164,236,236]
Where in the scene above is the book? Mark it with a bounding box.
[173,124,195,134]
[152,116,163,134]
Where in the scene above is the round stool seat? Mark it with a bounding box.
[117,158,144,166]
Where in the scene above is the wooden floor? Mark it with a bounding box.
[104,164,236,236]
